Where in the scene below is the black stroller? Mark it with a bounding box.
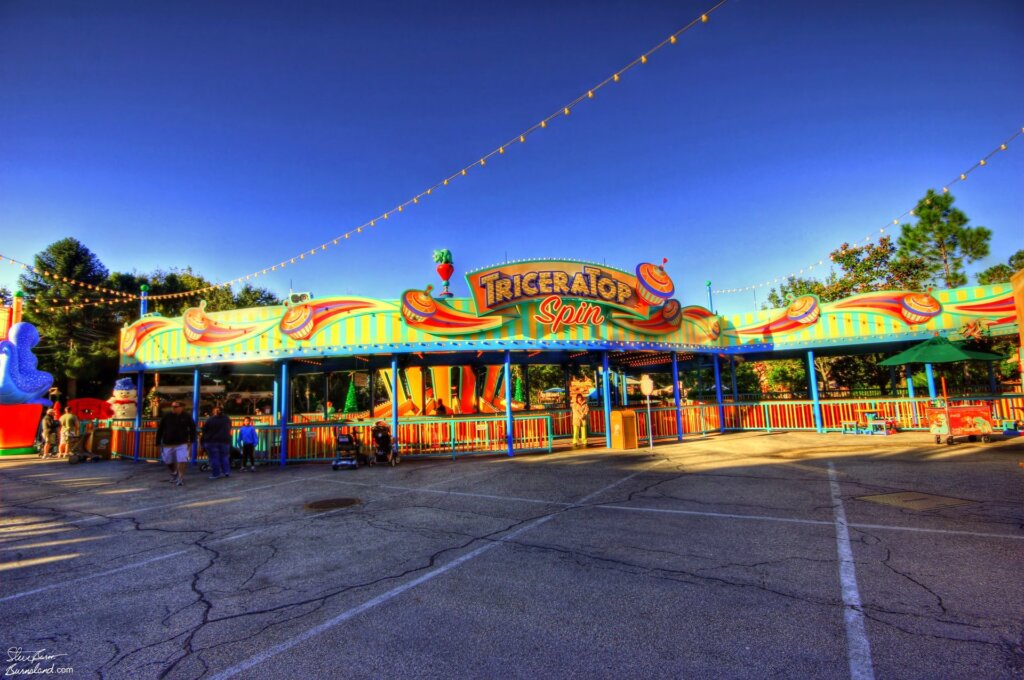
[200,446,243,472]
[331,431,360,470]
[370,421,399,467]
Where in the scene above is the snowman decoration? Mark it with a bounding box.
[108,377,138,420]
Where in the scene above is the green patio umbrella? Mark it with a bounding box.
[878,336,1004,366]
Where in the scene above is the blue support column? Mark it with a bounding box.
[925,363,936,399]
[503,351,514,457]
[713,355,726,434]
[906,366,918,426]
[279,361,290,466]
[601,351,612,449]
[390,357,399,454]
[191,369,201,464]
[671,351,683,442]
[730,358,739,403]
[133,285,149,462]
[621,371,629,406]
[807,351,823,433]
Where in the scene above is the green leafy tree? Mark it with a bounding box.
[897,189,991,287]
[0,286,11,306]
[977,249,1024,285]
[765,237,927,392]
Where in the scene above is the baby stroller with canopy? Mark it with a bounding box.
[370,421,398,466]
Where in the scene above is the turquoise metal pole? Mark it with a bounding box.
[323,372,330,418]
[134,285,148,462]
[602,351,612,448]
[906,366,918,426]
[621,371,629,406]
[191,369,200,464]
[925,363,936,399]
[713,355,725,433]
[671,351,683,442]
[279,361,290,466]
[272,375,279,425]
[390,357,399,454]
[807,350,823,433]
[503,350,514,456]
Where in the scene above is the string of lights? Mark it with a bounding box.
[0,255,135,299]
[712,126,1023,294]
[135,1,730,301]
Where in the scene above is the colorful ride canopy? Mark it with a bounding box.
[118,258,1021,372]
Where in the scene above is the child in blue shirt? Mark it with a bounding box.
[238,417,259,471]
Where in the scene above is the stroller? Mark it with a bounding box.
[200,446,243,472]
[370,421,399,467]
[331,431,361,470]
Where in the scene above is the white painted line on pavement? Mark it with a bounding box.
[0,549,190,603]
[828,462,875,680]
[0,466,492,603]
[208,460,667,680]
[75,478,308,524]
[319,476,572,507]
[592,505,1024,540]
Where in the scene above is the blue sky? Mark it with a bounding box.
[1,0,1021,316]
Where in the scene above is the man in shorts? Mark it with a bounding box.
[58,409,80,457]
[156,401,197,486]
[40,408,59,458]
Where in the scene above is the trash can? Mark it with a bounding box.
[88,428,113,459]
[610,410,638,450]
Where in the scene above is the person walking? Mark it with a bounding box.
[201,405,232,479]
[40,408,58,458]
[238,416,258,472]
[157,401,197,486]
[571,393,589,448]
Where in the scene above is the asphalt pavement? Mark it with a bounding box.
[2,430,1022,679]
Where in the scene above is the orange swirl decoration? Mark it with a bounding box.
[900,293,941,324]
[121,326,139,355]
[401,287,438,323]
[786,295,820,325]
[120,318,173,356]
[182,306,208,342]
[181,302,253,345]
[280,304,315,341]
[661,299,682,325]
[634,258,674,306]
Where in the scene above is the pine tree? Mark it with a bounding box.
[897,189,991,288]
[19,238,117,398]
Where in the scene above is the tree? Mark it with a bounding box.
[18,238,117,399]
[897,189,991,288]
[0,286,11,306]
[977,249,1024,285]
[765,237,927,392]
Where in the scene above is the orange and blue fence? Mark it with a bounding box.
[92,392,1023,463]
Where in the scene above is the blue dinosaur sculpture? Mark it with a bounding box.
[0,322,54,405]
